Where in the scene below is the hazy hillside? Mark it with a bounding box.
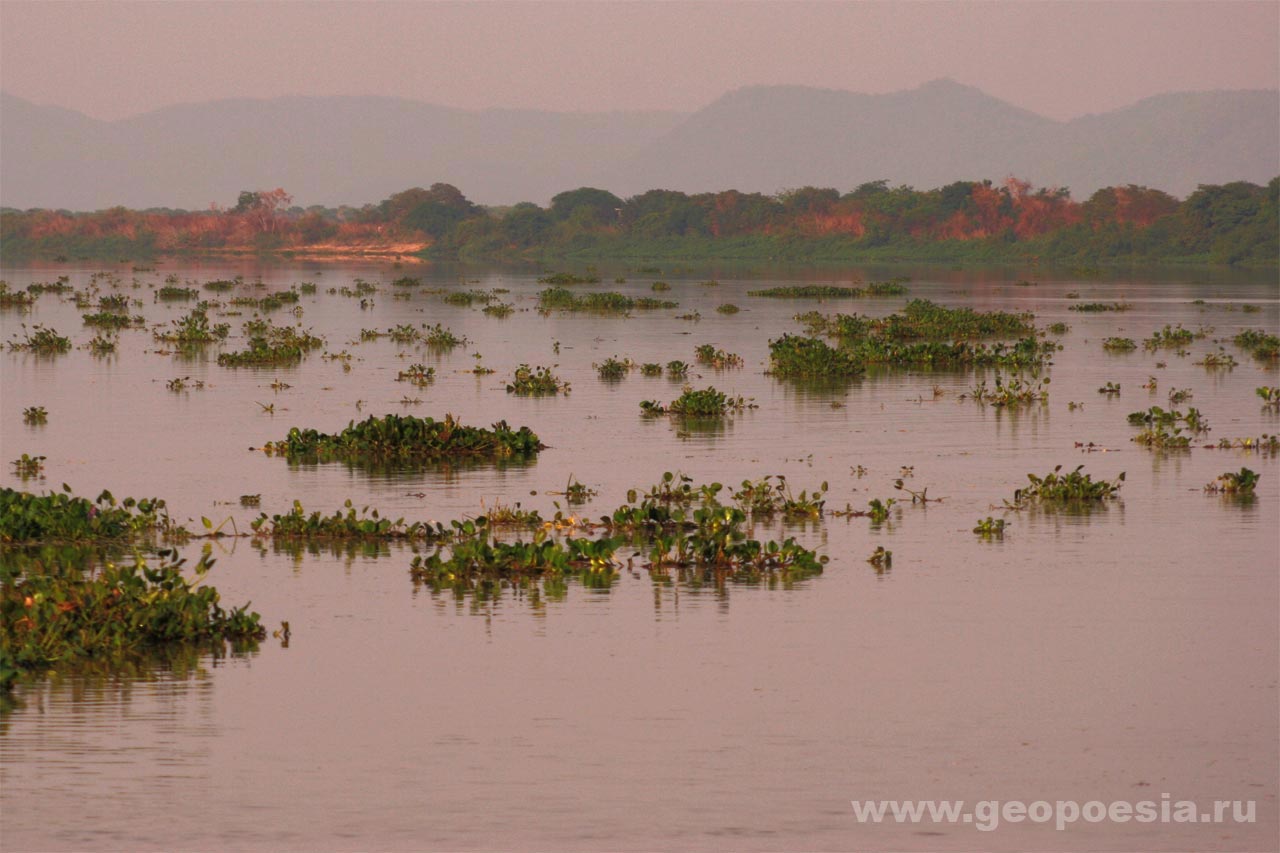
[1,80,1276,211]
[604,80,1279,199]
[0,93,684,211]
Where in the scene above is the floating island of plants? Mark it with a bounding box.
[537,287,677,313]
[747,278,909,298]
[771,299,1052,377]
[264,413,545,464]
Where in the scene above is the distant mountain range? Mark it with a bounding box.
[2,80,1276,211]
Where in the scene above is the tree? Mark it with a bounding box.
[231,188,293,234]
[549,187,623,226]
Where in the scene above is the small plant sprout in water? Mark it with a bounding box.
[964,375,1049,408]
[665,360,689,379]
[639,363,664,376]
[867,546,892,572]
[11,454,46,479]
[1204,468,1260,495]
[166,377,206,392]
[548,476,599,505]
[1097,382,1120,395]
[507,364,570,396]
[832,498,897,523]
[1195,348,1238,369]
[396,364,435,387]
[22,406,47,425]
[594,357,634,380]
[973,517,1007,538]
[694,344,743,368]
[893,480,944,504]
[1257,387,1279,410]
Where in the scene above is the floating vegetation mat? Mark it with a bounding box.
[264,413,545,465]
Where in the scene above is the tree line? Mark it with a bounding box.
[2,177,1275,265]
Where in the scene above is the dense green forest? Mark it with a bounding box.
[2,177,1276,266]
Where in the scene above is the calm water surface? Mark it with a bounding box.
[1,260,1277,851]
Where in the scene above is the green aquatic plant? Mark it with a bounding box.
[1204,468,1260,495]
[1258,386,1280,410]
[729,476,826,518]
[82,311,143,329]
[22,406,47,425]
[0,549,264,682]
[548,476,599,505]
[0,486,178,544]
[537,272,600,285]
[158,285,199,300]
[1195,349,1238,369]
[250,499,448,540]
[1005,465,1124,507]
[153,308,230,344]
[973,517,1007,538]
[506,364,570,396]
[0,281,36,309]
[1167,388,1193,404]
[767,335,863,378]
[422,323,467,349]
[388,324,420,343]
[640,362,664,376]
[265,413,543,463]
[665,360,690,378]
[1102,337,1136,352]
[694,344,743,368]
[166,376,205,392]
[1214,435,1279,453]
[482,302,514,318]
[1046,322,1070,334]
[716,303,740,314]
[96,294,131,311]
[1234,329,1280,360]
[1097,381,1121,395]
[7,324,71,354]
[748,279,908,299]
[641,386,756,419]
[442,289,495,306]
[965,375,1049,407]
[1069,302,1131,312]
[537,288,675,313]
[595,357,634,380]
[396,364,435,386]
[217,325,324,367]
[1143,324,1206,350]
[410,525,619,585]
[10,455,45,480]
[866,546,892,570]
[651,281,671,292]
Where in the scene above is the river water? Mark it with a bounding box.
[1,260,1276,851]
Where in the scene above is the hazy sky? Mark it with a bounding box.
[2,1,1276,122]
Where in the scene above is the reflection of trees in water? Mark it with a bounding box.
[279,454,538,483]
